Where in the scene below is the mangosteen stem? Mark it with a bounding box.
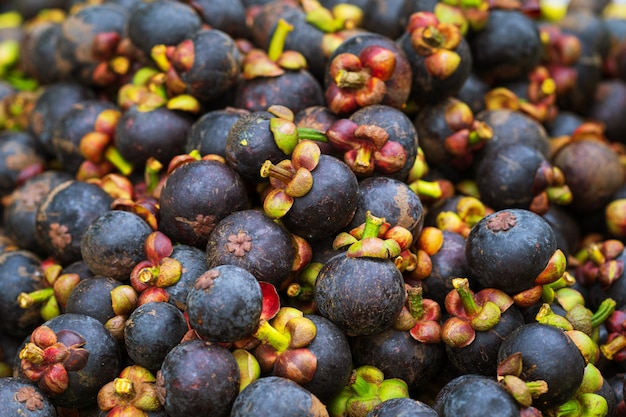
[268,18,293,62]
[353,147,373,172]
[296,127,328,143]
[362,211,385,239]
[536,303,573,331]
[349,368,379,399]
[114,377,134,396]
[468,122,493,146]
[260,160,294,183]
[253,320,290,353]
[408,179,443,199]
[422,26,445,49]
[137,265,159,286]
[105,146,133,176]
[19,343,45,365]
[17,288,54,308]
[144,157,163,194]
[587,243,605,266]
[335,69,369,89]
[600,334,626,360]
[526,380,549,398]
[452,277,479,316]
[590,298,617,328]
[407,286,424,321]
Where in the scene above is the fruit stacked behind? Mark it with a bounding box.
[1,0,626,416]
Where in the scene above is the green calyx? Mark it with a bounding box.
[327,365,409,417]
[333,211,402,260]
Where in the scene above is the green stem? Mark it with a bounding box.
[452,278,478,316]
[268,18,293,62]
[600,334,626,360]
[362,211,385,239]
[409,180,443,199]
[526,380,549,398]
[536,303,573,331]
[350,371,379,399]
[105,146,133,176]
[590,298,617,328]
[335,69,368,89]
[296,127,328,143]
[407,286,424,321]
[253,320,290,353]
[144,158,163,194]
[260,160,294,183]
[18,288,54,309]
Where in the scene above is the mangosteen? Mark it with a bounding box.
[189,0,250,40]
[28,81,95,157]
[234,18,324,115]
[158,28,242,104]
[3,169,72,255]
[497,322,586,410]
[398,11,473,108]
[474,143,571,214]
[51,99,122,177]
[474,108,551,160]
[469,9,543,82]
[350,325,445,390]
[185,107,250,158]
[0,130,46,197]
[56,3,130,87]
[366,397,438,417]
[433,374,520,417]
[0,377,57,416]
[324,32,412,115]
[35,179,114,265]
[114,105,194,170]
[64,276,136,341]
[552,128,624,213]
[16,313,122,409]
[465,209,565,304]
[230,376,328,417]
[260,140,359,240]
[163,244,208,311]
[0,249,45,338]
[414,96,492,173]
[80,210,153,280]
[314,212,406,336]
[417,230,470,305]
[123,301,188,373]
[158,158,249,248]
[441,278,525,376]
[126,0,202,60]
[347,175,424,234]
[156,340,240,417]
[186,265,263,343]
[326,104,418,182]
[205,209,295,289]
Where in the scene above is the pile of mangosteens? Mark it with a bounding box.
[4,0,626,416]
